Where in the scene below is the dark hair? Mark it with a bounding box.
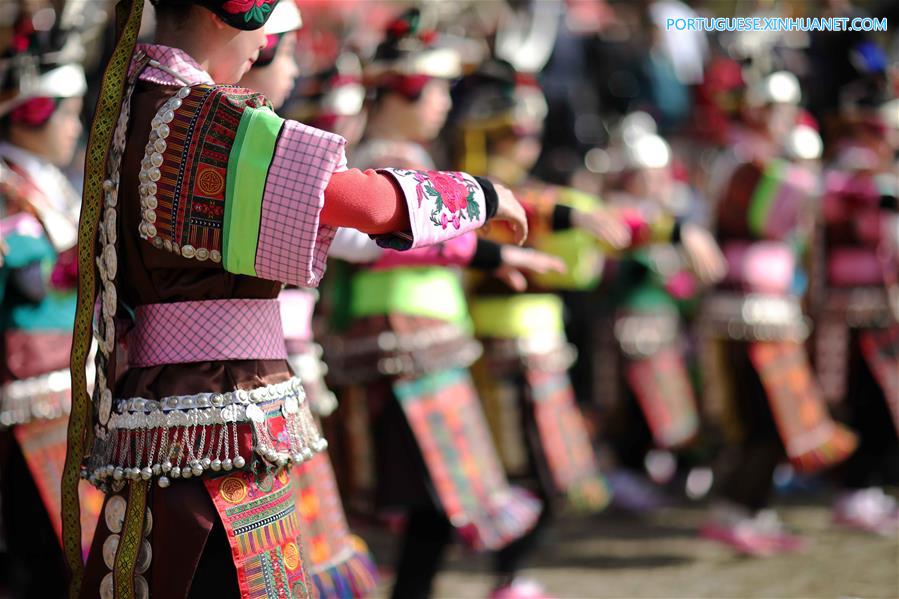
[153,0,194,29]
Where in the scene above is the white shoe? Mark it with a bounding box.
[833,487,899,536]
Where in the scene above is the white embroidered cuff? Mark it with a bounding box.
[373,168,488,250]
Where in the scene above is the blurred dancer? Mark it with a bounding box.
[240,4,379,595]
[0,19,104,597]
[323,10,546,599]
[602,115,723,510]
[701,71,857,556]
[288,52,369,152]
[450,60,624,599]
[816,86,899,536]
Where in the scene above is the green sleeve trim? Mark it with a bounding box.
[223,106,284,276]
[747,159,785,238]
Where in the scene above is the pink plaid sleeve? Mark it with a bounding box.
[255,120,347,287]
[373,168,488,251]
[372,231,478,270]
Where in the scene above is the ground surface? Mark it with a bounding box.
[355,498,899,599]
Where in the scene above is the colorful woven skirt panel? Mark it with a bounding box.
[469,358,530,477]
[204,469,310,599]
[747,341,858,473]
[294,452,377,598]
[524,369,610,513]
[13,415,104,558]
[859,326,899,434]
[392,368,541,551]
[623,346,700,449]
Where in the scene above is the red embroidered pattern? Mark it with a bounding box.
[222,0,275,25]
[154,85,269,253]
[204,469,310,598]
[395,168,480,230]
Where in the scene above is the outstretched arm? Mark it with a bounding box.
[144,88,528,289]
[322,167,526,249]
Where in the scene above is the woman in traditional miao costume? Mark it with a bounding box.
[814,86,899,537]
[63,0,530,596]
[599,114,725,513]
[700,71,857,556]
[321,10,559,599]
[448,59,631,599]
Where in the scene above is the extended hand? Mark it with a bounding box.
[495,245,567,292]
[680,223,727,285]
[571,208,632,249]
[492,183,528,245]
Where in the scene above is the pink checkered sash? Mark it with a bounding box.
[127,299,287,367]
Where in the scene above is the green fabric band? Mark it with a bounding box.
[350,267,470,327]
[470,294,565,339]
[224,106,284,276]
[393,368,465,402]
[747,159,786,238]
[619,283,679,313]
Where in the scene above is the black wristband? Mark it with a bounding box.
[552,204,574,231]
[470,238,504,270]
[671,219,683,244]
[880,194,899,211]
[474,176,499,220]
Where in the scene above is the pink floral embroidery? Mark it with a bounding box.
[221,0,274,24]
[664,270,697,300]
[222,0,265,12]
[394,169,480,231]
[429,171,468,213]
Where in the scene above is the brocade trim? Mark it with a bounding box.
[821,287,898,329]
[322,323,483,383]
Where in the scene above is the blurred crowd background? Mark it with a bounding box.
[0,0,897,597]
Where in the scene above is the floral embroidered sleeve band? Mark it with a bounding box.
[373,168,494,250]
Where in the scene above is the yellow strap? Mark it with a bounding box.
[114,481,148,599]
[63,1,144,596]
